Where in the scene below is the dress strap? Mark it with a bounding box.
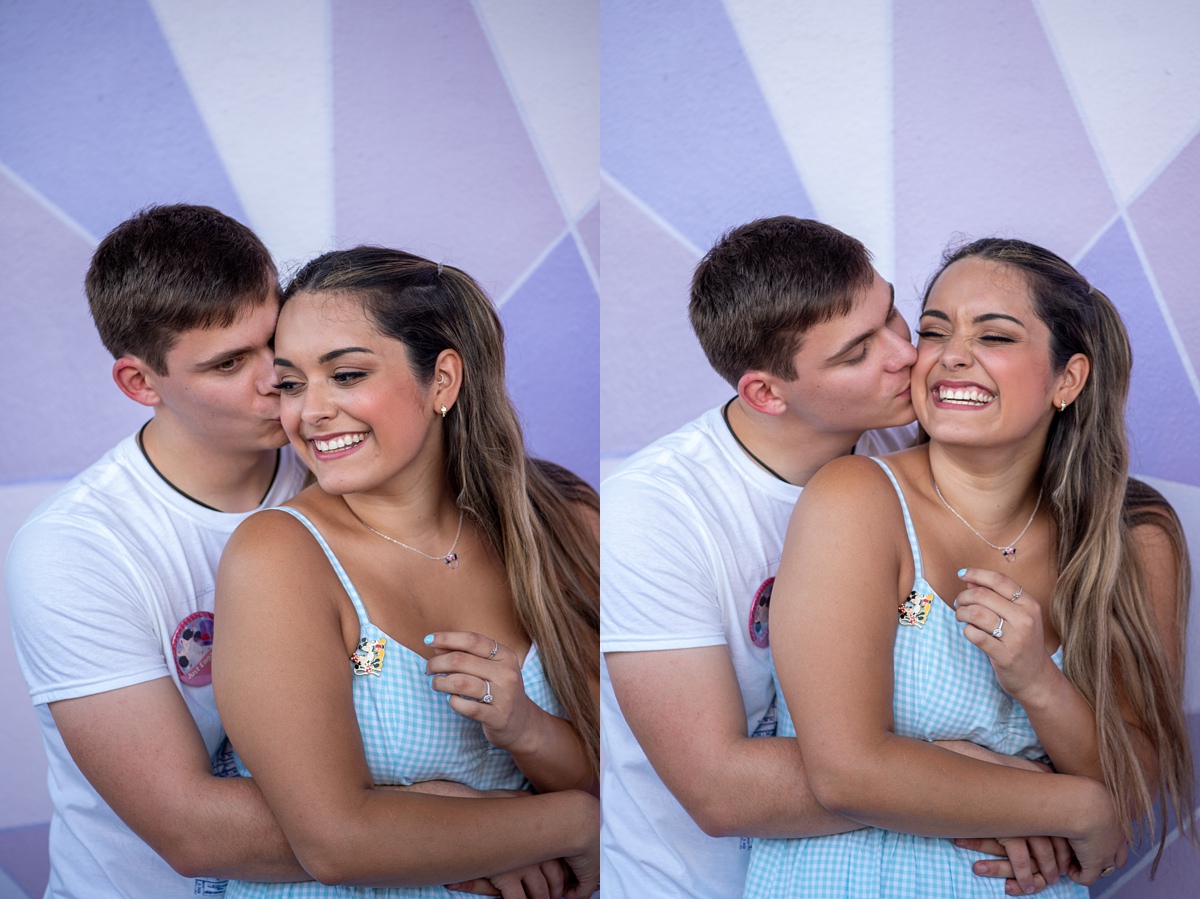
[868,458,925,582]
[270,506,372,629]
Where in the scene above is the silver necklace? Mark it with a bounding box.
[349,503,464,569]
[932,479,1042,563]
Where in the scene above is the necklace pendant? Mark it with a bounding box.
[444,552,459,569]
[1002,547,1017,562]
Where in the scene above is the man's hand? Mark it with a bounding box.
[445,859,569,898]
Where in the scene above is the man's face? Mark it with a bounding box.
[774,269,917,436]
[148,294,288,453]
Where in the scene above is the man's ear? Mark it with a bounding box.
[112,357,163,408]
[737,370,787,416]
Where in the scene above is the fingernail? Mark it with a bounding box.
[957,568,967,577]
[423,634,435,645]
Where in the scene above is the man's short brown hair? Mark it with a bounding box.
[689,216,874,388]
[86,204,277,374]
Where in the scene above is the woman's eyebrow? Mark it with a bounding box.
[919,309,1025,327]
[273,347,374,368]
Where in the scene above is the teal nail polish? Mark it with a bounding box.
[957,568,967,577]
[423,634,435,645]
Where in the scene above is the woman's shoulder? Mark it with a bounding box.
[803,450,912,505]
[223,496,336,581]
[794,450,921,543]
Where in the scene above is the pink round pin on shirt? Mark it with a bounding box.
[748,577,774,648]
[173,611,215,686]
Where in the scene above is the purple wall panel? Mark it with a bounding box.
[332,0,564,298]
[600,183,727,455]
[0,0,245,239]
[601,0,814,253]
[577,204,601,277]
[1076,220,1200,487]
[0,172,147,484]
[1129,132,1200,379]
[502,235,599,487]
[893,0,1114,299]
[0,825,48,899]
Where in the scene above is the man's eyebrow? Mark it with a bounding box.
[827,327,872,362]
[826,283,896,362]
[273,347,374,368]
[195,346,255,368]
[919,309,1025,327]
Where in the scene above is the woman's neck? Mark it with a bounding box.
[924,441,1045,532]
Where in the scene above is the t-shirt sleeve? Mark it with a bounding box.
[600,471,725,653]
[6,513,170,705]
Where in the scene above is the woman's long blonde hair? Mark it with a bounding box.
[284,247,600,774]
[927,239,1194,871]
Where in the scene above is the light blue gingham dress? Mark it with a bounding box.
[229,507,566,898]
[743,459,1085,898]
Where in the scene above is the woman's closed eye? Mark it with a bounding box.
[916,329,1015,345]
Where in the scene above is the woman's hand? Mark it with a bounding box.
[953,568,1057,702]
[1062,780,1127,886]
[426,631,540,754]
[560,794,600,899]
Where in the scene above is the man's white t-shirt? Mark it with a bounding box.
[5,434,307,899]
[599,406,914,899]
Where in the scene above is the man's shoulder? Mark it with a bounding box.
[8,439,159,574]
[604,407,730,490]
[17,436,152,531]
[856,421,921,457]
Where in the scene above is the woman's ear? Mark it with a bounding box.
[1054,352,1090,410]
[432,349,463,415]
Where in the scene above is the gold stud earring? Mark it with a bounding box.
[1059,399,1067,412]
[440,405,448,419]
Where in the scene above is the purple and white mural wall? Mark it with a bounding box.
[602,1,1200,896]
[0,1,596,894]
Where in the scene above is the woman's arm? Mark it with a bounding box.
[212,511,597,890]
[953,519,1182,789]
[425,630,597,793]
[952,567,1104,782]
[772,457,1122,883]
[425,498,600,795]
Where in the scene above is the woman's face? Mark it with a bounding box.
[913,256,1062,449]
[272,290,439,496]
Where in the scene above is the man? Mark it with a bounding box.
[599,216,919,897]
[5,205,311,896]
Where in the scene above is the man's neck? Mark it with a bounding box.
[724,398,861,488]
[140,417,279,514]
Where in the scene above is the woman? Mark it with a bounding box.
[744,239,1193,897]
[212,247,600,897]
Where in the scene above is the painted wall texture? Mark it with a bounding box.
[0,0,1197,895]
[601,1,1200,897]
[0,1,596,895]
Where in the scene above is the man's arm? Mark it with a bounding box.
[50,677,308,881]
[606,645,856,839]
